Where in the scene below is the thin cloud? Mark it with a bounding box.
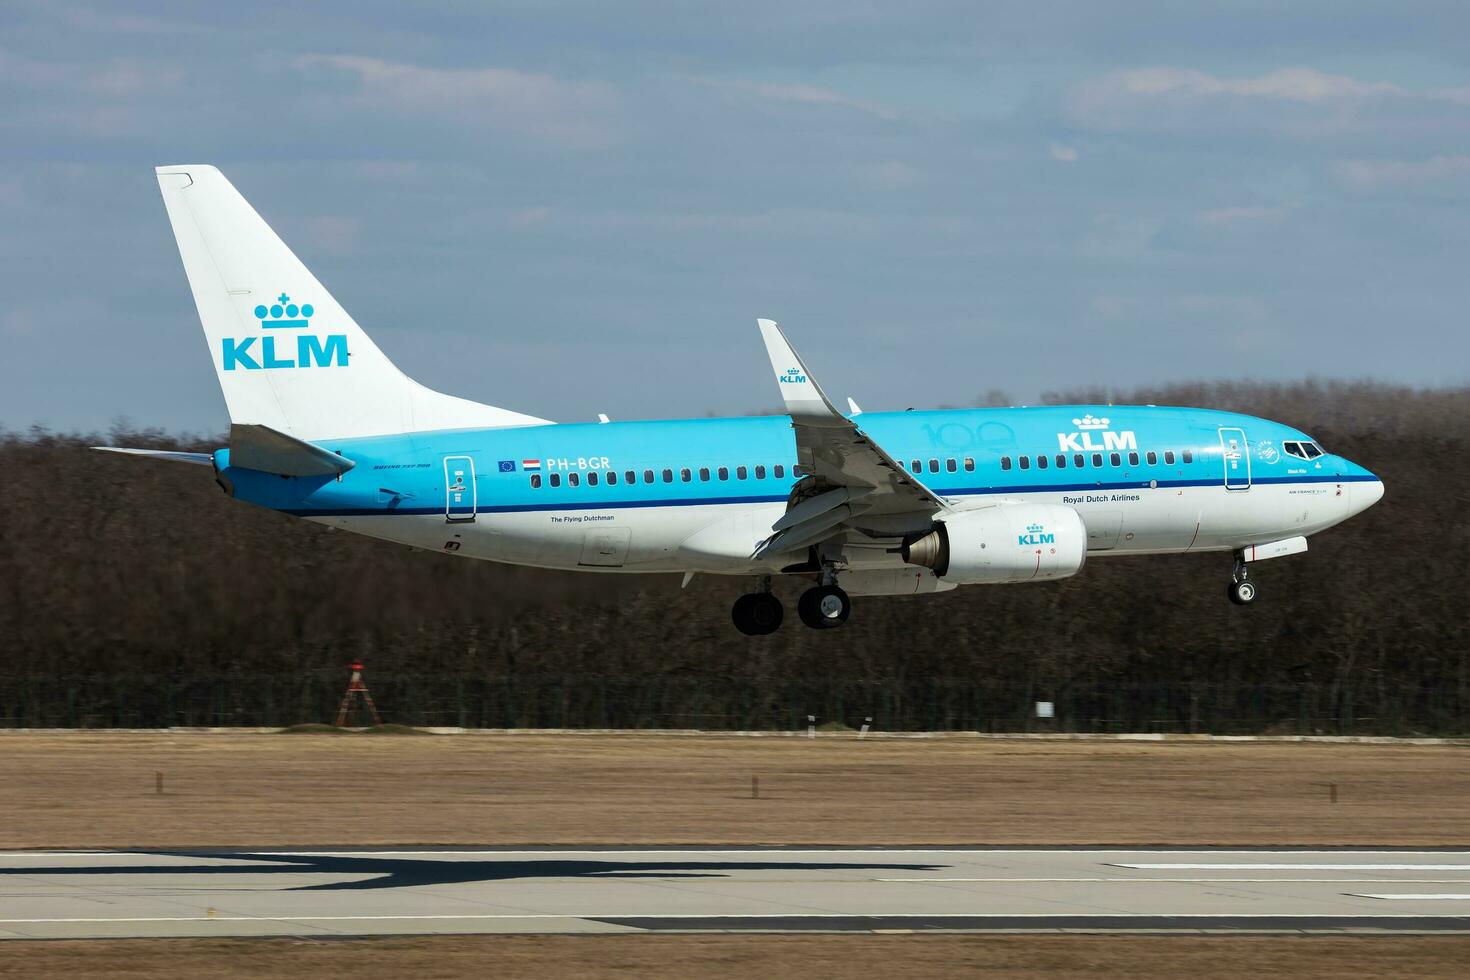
[695,76,898,120]
[1066,66,1470,135]
[1336,155,1470,188]
[1049,142,1078,162]
[295,54,621,149]
[1196,205,1289,226]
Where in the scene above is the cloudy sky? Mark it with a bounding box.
[2,1,1467,434]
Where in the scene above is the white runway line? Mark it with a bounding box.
[877,878,1470,884]
[1113,863,1470,871]
[1351,894,1470,901]
[0,912,1459,925]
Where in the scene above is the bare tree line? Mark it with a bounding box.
[0,380,1465,732]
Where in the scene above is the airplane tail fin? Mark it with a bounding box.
[154,165,550,443]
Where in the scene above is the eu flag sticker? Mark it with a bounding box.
[498,460,516,473]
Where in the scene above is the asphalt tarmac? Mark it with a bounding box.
[2,847,1468,939]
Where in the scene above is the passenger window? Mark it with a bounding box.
[1092,453,1103,467]
[588,471,599,486]
[774,464,785,478]
[699,467,710,481]
[737,466,747,480]
[681,468,692,482]
[1128,451,1139,466]
[606,471,617,486]
[911,459,921,473]
[530,474,542,489]
[644,469,655,483]
[569,472,580,487]
[928,458,939,473]
[717,466,728,480]
[1055,454,1066,469]
[1183,450,1193,463]
[1036,454,1048,469]
[946,458,957,472]
[1001,456,1012,471]
[625,470,636,484]
[1074,453,1085,468]
[1110,452,1121,467]
[550,473,561,487]
[755,465,766,479]
[1147,451,1157,465]
[661,468,672,483]
[1019,456,1031,470]
[963,457,974,472]
[1164,451,1175,465]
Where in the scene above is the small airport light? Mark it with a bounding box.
[807,714,816,739]
[1035,701,1055,720]
[859,716,872,739]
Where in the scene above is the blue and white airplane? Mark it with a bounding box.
[100,166,1384,634]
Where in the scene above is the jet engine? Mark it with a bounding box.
[901,504,1087,585]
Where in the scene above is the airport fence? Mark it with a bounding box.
[0,674,1466,735]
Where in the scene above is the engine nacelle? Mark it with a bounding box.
[901,504,1087,585]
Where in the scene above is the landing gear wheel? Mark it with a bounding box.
[798,585,851,630]
[732,592,784,635]
[1227,578,1257,605]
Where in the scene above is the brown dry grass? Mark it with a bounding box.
[1,935,1468,979]
[0,733,1466,847]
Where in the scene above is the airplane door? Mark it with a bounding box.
[443,455,477,523]
[1219,427,1250,490]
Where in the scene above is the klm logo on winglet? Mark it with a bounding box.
[779,367,806,384]
[222,293,349,371]
[1018,521,1055,546]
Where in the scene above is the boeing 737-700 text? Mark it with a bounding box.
[99,166,1384,634]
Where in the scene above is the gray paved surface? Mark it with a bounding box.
[2,847,1468,939]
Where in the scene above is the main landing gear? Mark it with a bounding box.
[732,578,784,636]
[797,584,851,630]
[730,571,853,634]
[1227,552,1258,606]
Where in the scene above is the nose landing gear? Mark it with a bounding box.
[1227,553,1257,605]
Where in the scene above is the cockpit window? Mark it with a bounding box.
[1284,440,1326,461]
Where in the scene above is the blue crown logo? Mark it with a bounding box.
[254,293,314,330]
[1026,522,1045,533]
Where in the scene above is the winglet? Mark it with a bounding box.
[757,318,845,426]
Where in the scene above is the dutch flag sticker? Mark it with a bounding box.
[522,459,542,470]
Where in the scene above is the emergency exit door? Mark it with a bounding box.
[443,456,477,522]
[1218,427,1250,490]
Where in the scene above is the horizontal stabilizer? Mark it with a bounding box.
[229,423,355,477]
[92,447,213,466]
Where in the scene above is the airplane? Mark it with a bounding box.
[98,165,1385,635]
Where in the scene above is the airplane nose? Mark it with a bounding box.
[1352,475,1385,513]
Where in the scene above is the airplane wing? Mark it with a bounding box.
[755,318,948,558]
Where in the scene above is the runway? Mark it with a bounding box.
[2,847,1468,939]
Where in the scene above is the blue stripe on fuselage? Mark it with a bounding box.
[220,405,1375,517]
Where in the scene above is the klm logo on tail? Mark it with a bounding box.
[222,293,349,372]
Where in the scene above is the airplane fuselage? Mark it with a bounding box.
[215,404,1382,585]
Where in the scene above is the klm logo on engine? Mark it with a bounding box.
[1057,414,1136,452]
[1018,522,1055,546]
[221,294,349,371]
